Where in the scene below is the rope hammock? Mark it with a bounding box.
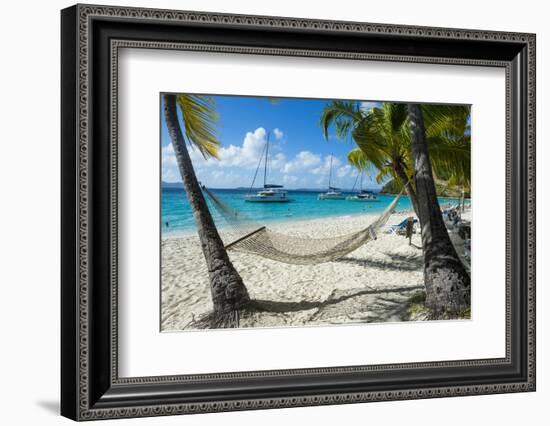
[202,187,405,265]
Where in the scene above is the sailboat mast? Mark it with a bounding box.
[263,131,270,188]
[328,154,333,189]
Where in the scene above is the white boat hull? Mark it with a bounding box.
[245,195,291,203]
[318,193,346,200]
[346,196,380,202]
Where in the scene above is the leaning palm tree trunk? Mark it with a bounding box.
[163,94,250,327]
[408,104,470,318]
[393,162,420,217]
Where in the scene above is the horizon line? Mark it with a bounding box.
[161,183,383,191]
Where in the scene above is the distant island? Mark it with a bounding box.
[162,181,184,189]
[379,178,469,198]
[162,181,381,193]
[164,179,467,201]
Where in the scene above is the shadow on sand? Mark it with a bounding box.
[249,284,424,315]
[335,252,423,271]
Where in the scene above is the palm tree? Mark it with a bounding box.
[408,104,470,317]
[321,101,471,218]
[163,94,250,327]
[321,102,420,215]
[348,113,471,198]
[322,101,471,317]
[422,104,471,192]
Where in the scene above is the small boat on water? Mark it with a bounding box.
[245,184,290,202]
[318,155,346,200]
[347,189,379,202]
[319,187,346,200]
[245,130,291,203]
[346,171,379,202]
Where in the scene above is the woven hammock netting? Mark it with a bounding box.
[202,187,404,265]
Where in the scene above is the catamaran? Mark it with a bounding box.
[245,184,289,202]
[245,130,291,203]
[346,171,379,202]
[318,155,345,200]
[348,189,378,201]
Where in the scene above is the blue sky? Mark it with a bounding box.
[161,95,382,190]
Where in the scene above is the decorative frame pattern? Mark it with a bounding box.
[61,4,536,421]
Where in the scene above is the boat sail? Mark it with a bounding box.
[245,130,290,203]
[318,155,346,200]
[346,170,379,201]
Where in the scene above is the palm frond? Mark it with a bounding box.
[422,104,470,138]
[387,103,409,134]
[427,134,471,187]
[176,95,220,159]
[347,147,369,170]
[319,100,363,140]
[375,165,395,184]
[347,147,381,174]
[319,101,470,195]
[352,106,397,169]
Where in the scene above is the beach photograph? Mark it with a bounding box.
[160,94,471,330]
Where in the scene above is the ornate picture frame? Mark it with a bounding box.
[61,4,535,421]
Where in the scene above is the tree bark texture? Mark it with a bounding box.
[163,94,250,325]
[408,103,471,317]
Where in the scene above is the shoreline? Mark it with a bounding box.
[162,193,471,238]
[162,206,418,239]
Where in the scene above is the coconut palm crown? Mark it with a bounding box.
[320,101,470,213]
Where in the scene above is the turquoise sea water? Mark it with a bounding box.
[161,187,467,235]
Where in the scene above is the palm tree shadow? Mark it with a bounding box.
[249,285,424,314]
[364,295,413,322]
[335,252,423,271]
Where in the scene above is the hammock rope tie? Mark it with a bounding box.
[202,186,405,265]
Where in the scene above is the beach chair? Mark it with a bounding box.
[443,205,462,229]
[384,217,417,236]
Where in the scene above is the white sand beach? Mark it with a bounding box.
[161,209,471,331]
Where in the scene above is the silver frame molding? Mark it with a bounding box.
[61,3,536,421]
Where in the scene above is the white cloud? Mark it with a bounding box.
[270,152,286,169]
[218,127,268,168]
[282,175,299,185]
[185,127,287,171]
[161,129,362,190]
[311,155,342,175]
[162,127,287,183]
[162,143,176,166]
[188,147,213,168]
[162,141,219,182]
[281,150,321,174]
[207,170,245,187]
[316,176,326,186]
[272,128,284,140]
[337,164,354,178]
[161,143,181,182]
[360,101,380,114]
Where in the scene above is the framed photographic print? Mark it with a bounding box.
[61,4,536,421]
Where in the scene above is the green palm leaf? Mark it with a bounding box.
[428,134,471,188]
[321,100,470,196]
[422,104,470,138]
[319,100,363,140]
[176,95,220,159]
